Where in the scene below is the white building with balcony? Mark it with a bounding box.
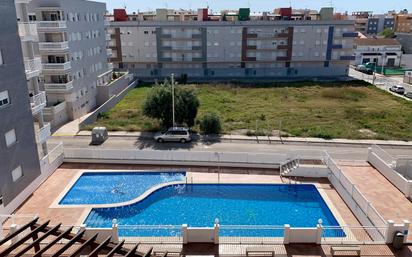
[15,0,49,159]
[29,0,110,128]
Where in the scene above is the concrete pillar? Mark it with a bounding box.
[283,224,290,244]
[10,224,19,244]
[316,224,323,244]
[112,219,119,243]
[385,220,395,244]
[403,220,410,243]
[0,222,3,240]
[213,224,220,244]
[367,147,372,162]
[182,224,188,244]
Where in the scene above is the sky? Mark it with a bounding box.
[96,0,410,14]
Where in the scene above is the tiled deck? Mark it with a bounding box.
[338,161,412,241]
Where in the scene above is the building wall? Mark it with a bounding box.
[353,44,402,66]
[0,0,41,206]
[110,20,356,79]
[396,33,412,54]
[30,0,108,122]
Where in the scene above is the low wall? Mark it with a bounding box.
[186,227,215,243]
[63,148,287,168]
[97,73,133,106]
[80,79,137,128]
[367,148,412,199]
[289,227,321,244]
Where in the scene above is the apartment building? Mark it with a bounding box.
[29,0,109,127]
[0,0,41,212]
[15,0,50,159]
[108,8,356,79]
[353,38,402,67]
[366,15,395,35]
[395,14,412,33]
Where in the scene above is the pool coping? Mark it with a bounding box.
[49,169,187,209]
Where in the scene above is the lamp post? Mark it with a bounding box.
[171,73,175,127]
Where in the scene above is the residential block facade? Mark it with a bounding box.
[0,0,41,211]
[108,12,357,79]
[29,0,110,126]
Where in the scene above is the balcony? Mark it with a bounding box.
[24,57,42,79]
[42,62,71,74]
[39,41,69,52]
[35,123,51,144]
[106,34,111,41]
[30,91,47,115]
[106,48,113,57]
[44,80,73,92]
[15,0,31,3]
[108,63,114,70]
[37,20,67,32]
[18,22,38,41]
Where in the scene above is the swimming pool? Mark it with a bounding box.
[85,184,343,237]
[59,171,186,205]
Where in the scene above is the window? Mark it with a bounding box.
[11,166,23,182]
[0,49,3,65]
[5,129,16,147]
[0,90,10,108]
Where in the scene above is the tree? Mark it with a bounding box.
[199,112,222,134]
[142,81,200,128]
[379,28,395,38]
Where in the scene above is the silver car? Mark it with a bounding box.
[154,127,191,143]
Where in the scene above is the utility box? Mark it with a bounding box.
[393,231,405,249]
[91,127,108,145]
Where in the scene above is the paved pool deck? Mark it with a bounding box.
[3,162,412,256]
[338,160,412,241]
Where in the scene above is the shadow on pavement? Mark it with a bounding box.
[133,132,222,150]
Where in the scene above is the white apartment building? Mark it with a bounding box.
[108,9,357,79]
[29,0,110,127]
[353,38,402,67]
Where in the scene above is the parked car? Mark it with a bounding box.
[355,65,373,75]
[405,92,412,99]
[154,127,191,143]
[389,85,405,95]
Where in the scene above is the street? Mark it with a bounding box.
[50,135,412,161]
[349,67,412,100]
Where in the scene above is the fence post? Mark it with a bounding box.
[112,219,119,243]
[385,220,395,244]
[182,224,188,244]
[403,220,410,243]
[9,224,18,244]
[283,224,290,244]
[316,224,323,244]
[214,223,220,244]
[0,221,3,240]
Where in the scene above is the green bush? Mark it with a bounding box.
[199,113,222,134]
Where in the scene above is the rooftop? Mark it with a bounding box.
[354,38,401,46]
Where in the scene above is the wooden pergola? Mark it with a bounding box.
[0,218,162,257]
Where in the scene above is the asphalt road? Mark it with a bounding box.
[50,135,412,161]
[349,67,412,100]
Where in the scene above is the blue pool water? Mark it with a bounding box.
[85,184,343,237]
[59,171,186,205]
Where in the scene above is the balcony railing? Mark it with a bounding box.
[39,41,69,52]
[18,22,38,41]
[24,57,42,79]
[36,123,51,144]
[108,63,114,70]
[106,48,113,57]
[30,91,46,115]
[44,81,73,92]
[42,62,71,73]
[106,34,111,41]
[37,20,67,31]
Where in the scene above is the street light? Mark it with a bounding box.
[171,73,175,127]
